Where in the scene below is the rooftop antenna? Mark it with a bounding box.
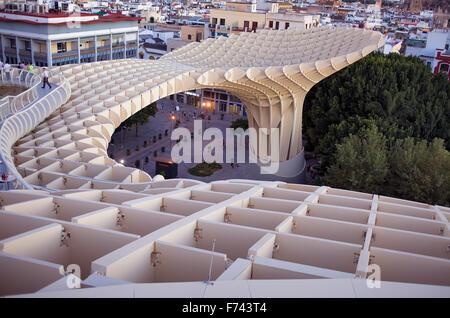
[202,239,216,297]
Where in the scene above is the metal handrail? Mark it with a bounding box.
[0,66,41,121]
[0,65,71,190]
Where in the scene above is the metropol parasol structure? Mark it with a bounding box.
[0,27,449,297]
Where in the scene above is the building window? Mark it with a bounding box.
[244,21,249,30]
[9,38,16,49]
[252,22,258,30]
[269,21,273,28]
[24,40,31,51]
[57,42,67,53]
[219,101,227,112]
[188,34,192,40]
[285,22,290,29]
[439,63,449,74]
[220,18,225,26]
[275,21,280,30]
[247,6,250,12]
[212,18,217,25]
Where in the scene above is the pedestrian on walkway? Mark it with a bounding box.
[0,60,3,70]
[4,62,11,81]
[28,64,34,73]
[19,61,24,69]
[41,67,52,89]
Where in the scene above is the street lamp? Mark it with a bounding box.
[120,159,124,164]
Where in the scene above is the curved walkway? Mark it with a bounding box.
[0,66,70,189]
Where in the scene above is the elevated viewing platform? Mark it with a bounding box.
[0,28,449,298]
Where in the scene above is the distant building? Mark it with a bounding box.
[209,0,319,37]
[433,48,450,80]
[0,9,139,66]
[409,0,423,14]
[266,12,320,30]
[405,29,450,79]
[381,37,403,54]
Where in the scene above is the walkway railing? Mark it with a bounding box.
[0,65,71,190]
[0,66,41,121]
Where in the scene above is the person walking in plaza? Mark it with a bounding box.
[27,63,34,73]
[41,67,52,89]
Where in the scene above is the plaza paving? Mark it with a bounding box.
[107,98,315,183]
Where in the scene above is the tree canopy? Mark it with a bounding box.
[303,52,450,205]
[326,125,450,206]
[123,102,158,136]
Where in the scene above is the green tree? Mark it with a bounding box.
[388,138,450,205]
[230,118,249,130]
[326,125,389,194]
[123,102,158,136]
[304,52,450,161]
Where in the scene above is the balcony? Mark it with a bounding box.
[52,50,79,59]
[18,49,32,58]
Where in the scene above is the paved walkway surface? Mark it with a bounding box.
[0,72,56,189]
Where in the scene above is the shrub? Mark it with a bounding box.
[126,149,130,156]
[165,129,168,136]
[153,136,157,143]
[188,162,222,177]
[158,133,162,140]
[135,160,140,168]
[161,146,165,153]
[143,140,147,147]
[145,156,149,163]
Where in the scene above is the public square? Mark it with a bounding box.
[107,98,316,183]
